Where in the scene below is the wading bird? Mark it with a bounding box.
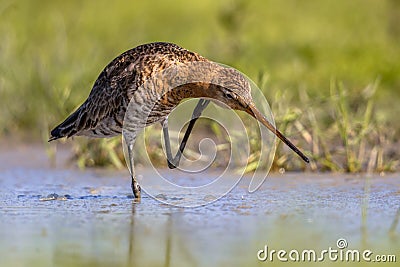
[49,42,309,199]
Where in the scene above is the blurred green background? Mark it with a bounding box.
[0,0,399,171]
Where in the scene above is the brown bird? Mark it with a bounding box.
[49,42,309,199]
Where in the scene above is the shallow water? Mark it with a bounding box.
[0,145,399,266]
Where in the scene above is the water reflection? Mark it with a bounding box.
[0,170,399,266]
[127,202,198,267]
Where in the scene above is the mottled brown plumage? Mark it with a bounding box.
[50,42,309,199]
[50,42,208,140]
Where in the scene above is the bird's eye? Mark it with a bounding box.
[224,92,235,100]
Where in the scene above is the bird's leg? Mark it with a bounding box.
[162,118,174,167]
[174,99,210,167]
[162,99,210,169]
[127,142,141,199]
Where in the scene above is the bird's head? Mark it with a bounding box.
[208,67,253,112]
[208,66,310,163]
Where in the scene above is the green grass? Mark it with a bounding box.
[0,0,399,172]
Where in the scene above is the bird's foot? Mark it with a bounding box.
[167,158,179,169]
[131,177,141,200]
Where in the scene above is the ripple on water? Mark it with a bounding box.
[0,168,399,266]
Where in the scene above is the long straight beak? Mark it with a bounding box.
[245,103,310,163]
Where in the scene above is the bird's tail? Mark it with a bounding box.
[48,110,80,142]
